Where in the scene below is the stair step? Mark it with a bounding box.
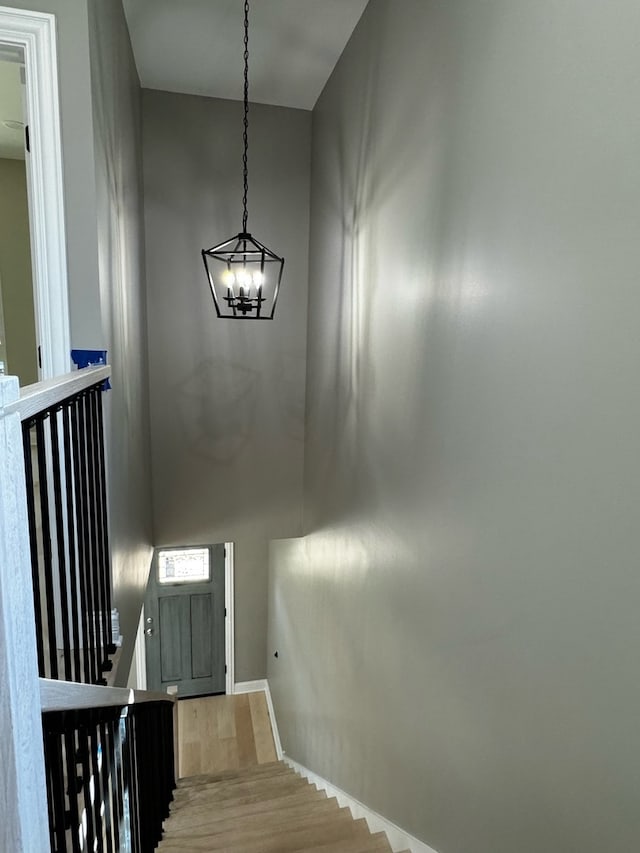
[158,814,371,852]
[163,795,343,839]
[173,764,295,798]
[177,761,289,788]
[295,832,395,853]
[165,787,327,831]
[169,774,309,811]
[169,780,314,816]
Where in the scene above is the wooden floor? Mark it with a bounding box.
[177,692,277,778]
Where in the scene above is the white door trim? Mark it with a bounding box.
[224,542,235,694]
[0,7,70,379]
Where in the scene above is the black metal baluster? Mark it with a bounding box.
[23,420,45,675]
[117,714,132,847]
[99,719,115,853]
[127,713,142,853]
[62,401,82,682]
[50,407,73,681]
[136,707,150,852]
[73,396,94,683]
[153,708,162,839]
[108,718,123,851]
[47,719,68,853]
[78,720,96,849]
[43,726,58,851]
[119,711,137,852]
[89,390,106,663]
[88,720,104,852]
[85,390,106,681]
[95,387,116,656]
[165,703,176,807]
[79,391,100,683]
[63,728,82,853]
[35,415,59,679]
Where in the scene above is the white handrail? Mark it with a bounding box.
[0,374,49,852]
[40,677,177,713]
[2,365,111,422]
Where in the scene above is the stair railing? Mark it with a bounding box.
[7,365,115,683]
[1,371,176,851]
[41,679,177,853]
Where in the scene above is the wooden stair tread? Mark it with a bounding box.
[170,775,309,810]
[169,781,314,816]
[294,832,394,853]
[165,787,327,830]
[163,796,343,838]
[173,765,296,798]
[163,805,355,841]
[158,816,370,852]
[177,761,289,788]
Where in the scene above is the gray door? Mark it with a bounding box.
[144,544,225,697]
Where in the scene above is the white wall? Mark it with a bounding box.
[268,2,640,852]
[142,91,310,680]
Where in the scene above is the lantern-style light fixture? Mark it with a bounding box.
[202,0,284,319]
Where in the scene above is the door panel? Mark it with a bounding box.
[159,596,183,682]
[190,594,213,679]
[145,544,225,697]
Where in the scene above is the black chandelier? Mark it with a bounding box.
[202,0,285,320]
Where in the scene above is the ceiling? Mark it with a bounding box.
[122,0,370,110]
[0,59,25,160]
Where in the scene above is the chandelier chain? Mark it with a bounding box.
[242,0,250,232]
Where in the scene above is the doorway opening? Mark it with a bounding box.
[142,542,235,698]
[0,9,70,381]
[0,51,37,384]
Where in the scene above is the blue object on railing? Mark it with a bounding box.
[70,349,111,390]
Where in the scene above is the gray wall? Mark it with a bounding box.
[142,91,310,680]
[86,0,154,683]
[268,2,640,852]
[4,0,154,680]
[0,158,38,385]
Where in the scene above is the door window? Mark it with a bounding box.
[157,547,210,585]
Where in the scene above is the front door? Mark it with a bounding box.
[144,545,225,697]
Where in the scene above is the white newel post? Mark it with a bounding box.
[0,375,49,851]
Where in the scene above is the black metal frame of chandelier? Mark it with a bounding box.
[202,232,285,320]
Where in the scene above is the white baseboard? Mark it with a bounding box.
[233,679,268,694]
[234,680,434,852]
[233,679,283,760]
[262,680,283,760]
[282,755,439,853]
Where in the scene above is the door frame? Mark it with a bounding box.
[224,541,235,694]
[0,7,70,379]
[134,542,235,695]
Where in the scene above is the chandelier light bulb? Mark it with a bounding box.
[236,268,252,287]
[221,269,236,288]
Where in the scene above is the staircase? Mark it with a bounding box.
[157,761,408,852]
